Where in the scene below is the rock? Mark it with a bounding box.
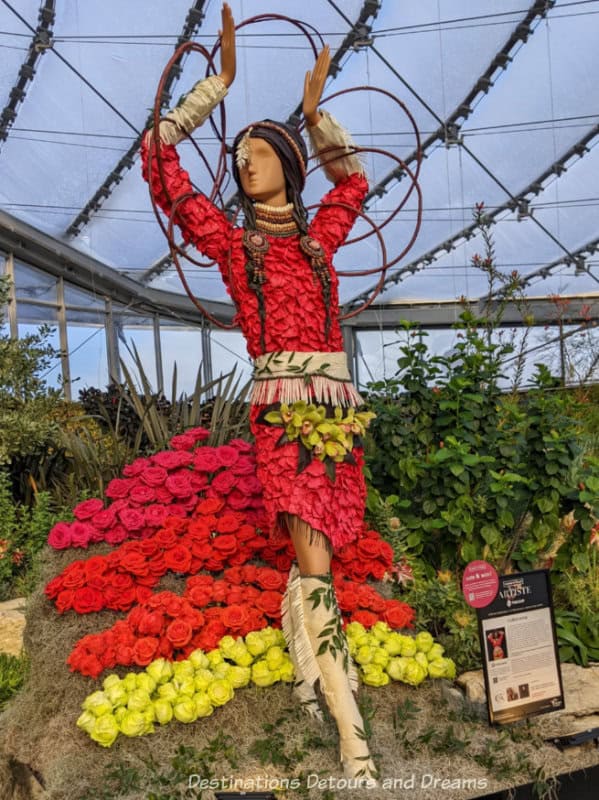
[452,664,599,743]
[0,597,26,657]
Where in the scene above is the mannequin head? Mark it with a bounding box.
[232,121,309,230]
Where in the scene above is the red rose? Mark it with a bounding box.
[105,478,132,499]
[337,589,359,612]
[119,549,150,576]
[223,567,244,585]
[195,619,226,651]
[164,545,192,574]
[215,514,241,534]
[356,538,382,560]
[186,585,213,608]
[84,556,108,579]
[72,587,104,614]
[274,553,293,572]
[61,561,87,589]
[378,540,394,566]
[68,650,103,678]
[161,593,185,617]
[154,528,178,549]
[255,569,285,592]
[45,575,63,600]
[236,524,257,543]
[55,589,74,613]
[384,600,415,630]
[137,586,153,604]
[351,610,378,628]
[118,508,146,531]
[139,538,159,557]
[133,637,160,666]
[188,519,210,541]
[211,581,228,603]
[334,543,357,564]
[73,498,104,521]
[165,471,194,498]
[166,620,193,648]
[190,540,213,561]
[221,604,248,630]
[210,471,237,495]
[140,466,168,487]
[190,473,209,492]
[229,438,253,453]
[137,610,165,636]
[212,535,237,555]
[255,590,283,617]
[47,522,72,550]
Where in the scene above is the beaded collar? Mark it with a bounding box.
[254,201,299,238]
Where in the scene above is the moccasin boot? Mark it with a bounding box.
[299,573,377,780]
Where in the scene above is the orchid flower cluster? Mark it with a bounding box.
[264,401,375,463]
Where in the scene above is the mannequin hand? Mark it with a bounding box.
[303,45,331,126]
[219,3,236,88]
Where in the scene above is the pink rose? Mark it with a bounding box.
[73,498,104,521]
[104,525,129,545]
[105,478,132,499]
[211,470,236,495]
[48,522,72,549]
[122,458,150,477]
[165,471,194,498]
[118,508,146,531]
[151,450,193,469]
[144,505,170,527]
[140,466,168,487]
[70,522,96,548]
[193,449,221,472]
[169,433,196,451]
[92,507,117,530]
[214,445,239,467]
[188,427,210,442]
[129,484,157,505]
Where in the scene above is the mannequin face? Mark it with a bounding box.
[238,137,287,206]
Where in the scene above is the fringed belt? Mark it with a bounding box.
[251,350,363,407]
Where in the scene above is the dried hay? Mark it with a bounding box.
[1,546,599,800]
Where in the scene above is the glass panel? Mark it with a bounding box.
[64,283,105,309]
[67,314,109,393]
[210,329,253,385]
[16,322,62,390]
[117,316,158,393]
[14,261,58,302]
[16,302,58,325]
[160,324,203,398]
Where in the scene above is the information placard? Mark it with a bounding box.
[477,570,564,724]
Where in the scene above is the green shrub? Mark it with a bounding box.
[0,652,27,711]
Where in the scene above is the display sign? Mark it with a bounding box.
[476,570,564,724]
[462,560,499,609]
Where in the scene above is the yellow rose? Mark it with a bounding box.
[105,683,128,708]
[119,710,148,737]
[157,682,178,703]
[245,630,268,657]
[228,665,251,688]
[361,664,390,687]
[76,710,96,735]
[153,699,173,725]
[127,689,152,712]
[189,649,209,670]
[83,691,112,718]
[265,646,285,671]
[383,632,404,656]
[135,673,156,694]
[207,678,234,707]
[193,692,214,718]
[372,648,390,669]
[90,714,120,747]
[147,657,173,684]
[194,669,215,692]
[251,660,277,687]
[173,699,198,724]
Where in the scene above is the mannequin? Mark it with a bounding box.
[142,3,376,780]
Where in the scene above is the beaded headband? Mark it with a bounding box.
[234,121,307,181]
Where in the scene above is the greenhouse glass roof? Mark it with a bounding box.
[1,0,598,314]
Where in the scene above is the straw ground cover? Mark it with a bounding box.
[1,548,599,800]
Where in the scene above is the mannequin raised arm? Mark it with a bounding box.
[218,3,236,88]
[303,45,331,127]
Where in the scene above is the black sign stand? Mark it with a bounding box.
[477,569,564,724]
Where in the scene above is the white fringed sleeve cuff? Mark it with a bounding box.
[153,75,228,146]
[306,109,365,182]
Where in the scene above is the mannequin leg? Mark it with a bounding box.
[280,513,377,780]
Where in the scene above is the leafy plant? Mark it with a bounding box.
[0,469,72,599]
[554,608,599,666]
[0,652,28,711]
[364,215,599,575]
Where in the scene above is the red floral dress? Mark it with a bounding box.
[141,141,368,550]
